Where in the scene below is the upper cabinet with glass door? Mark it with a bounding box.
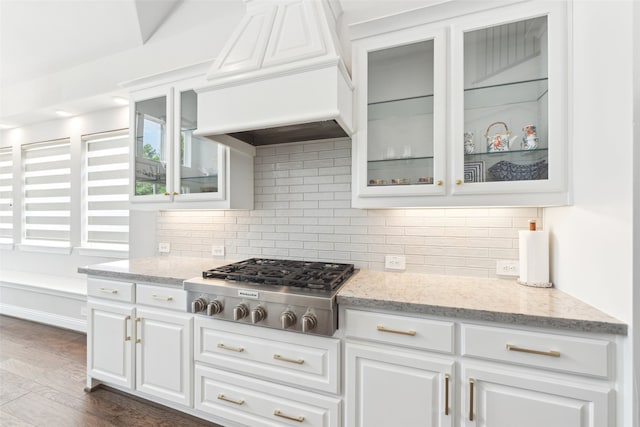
[351,25,446,208]
[451,1,569,205]
[128,71,254,209]
[351,1,569,208]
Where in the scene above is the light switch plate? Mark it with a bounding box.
[158,242,171,253]
[385,255,406,271]
[496,260,519,276]
[211,245,225,257]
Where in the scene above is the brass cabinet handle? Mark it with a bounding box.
[274,410,304,423]
[135,317,141,343]
[217,343,244,353]
[273,354,304,365]
[436,180,443,186]
[469,378,475,421]
[217,393,244,405]
[444,373,450,416]
[99,287,118,294]
[124,315,131,341]
[377,325,416,336]
[506,344,561,357]
[151,294,173,301]
[163,192,170,196]
[456,179,463,185]
[172,191,178,195]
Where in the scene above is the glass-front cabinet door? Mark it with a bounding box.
[173,88,225,202]
[132,90,172,202]
[352,26,446,206]
[451,2,568,201]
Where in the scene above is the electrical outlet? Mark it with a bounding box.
[496,260,520,276]
[211,245,225,257]
[385,255,406,271]
[158,242,170,253]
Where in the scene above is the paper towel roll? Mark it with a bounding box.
[518,230,552,288]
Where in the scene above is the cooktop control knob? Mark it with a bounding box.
[250,306,266,324]
[280,311,297,329]
[191,298,207,313]
[207,300,224,316]
[233,303,249,321]
[302,313,318,333]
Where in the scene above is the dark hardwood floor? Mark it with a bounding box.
[0,315,221,427]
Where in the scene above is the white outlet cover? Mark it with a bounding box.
[211,245,225,257]
[385,255,406,270]
[158,242,170,253]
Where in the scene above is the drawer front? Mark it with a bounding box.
[136,284,187,311]
[461,324,611,378]
[87,278,134,303]
[195,364,340,427]
[195,317,340,394]
[344,309,454,354]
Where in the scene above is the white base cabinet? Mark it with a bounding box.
[345,342,453,427]
[86,278,193,408]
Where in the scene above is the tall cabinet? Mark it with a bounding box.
[351,1,569,208]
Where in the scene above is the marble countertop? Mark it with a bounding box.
[338,270,627,335]
[79,257,627,335]
[78,256,227,287]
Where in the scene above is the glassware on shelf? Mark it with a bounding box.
[464,132,475,154]
[522,125,539,150]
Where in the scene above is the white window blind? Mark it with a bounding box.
[22,139,71,246]
[0,147,13,243]
[83,130,129,251]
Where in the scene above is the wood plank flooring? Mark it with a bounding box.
[0,315,221,427]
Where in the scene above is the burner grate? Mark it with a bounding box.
[202,258,355,291]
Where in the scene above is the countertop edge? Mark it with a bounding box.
[337,295,628,336]
[78,267,186,287]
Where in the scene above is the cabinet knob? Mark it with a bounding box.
[436,180,443,186]
[163,192,170,196]
[455,179,463,185]
[172,191,178,195]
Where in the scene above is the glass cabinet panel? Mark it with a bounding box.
[462,16,548,183]
[367,40,436,187]
[134,96,168,196]
[177,90,220,195]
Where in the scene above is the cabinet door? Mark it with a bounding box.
[345,342,453,427]
[172,86,227,203]
[87,300,134,389]
[462,365,613,427]
[130,86,174,202]
[451,1,568,204]
[352,24,447,207]
[135,307,193,406]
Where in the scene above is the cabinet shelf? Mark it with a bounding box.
[465,148,548,160]
[464,78,548,110]
[368,94,434,121]
[368,156,434,164]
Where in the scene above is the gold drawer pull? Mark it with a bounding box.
[135,317,141,343]
[469,378,475,421]
[217,393,244,405]
[377,325,416,336]
[506,344,561,358]
[151,294,173,301]
[99,287,118,294]
[273,354,304,365]
[274,410,304,423]
[217,343,244,353]
[124,315,131,341]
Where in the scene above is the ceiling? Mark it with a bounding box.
[0,0,439,128]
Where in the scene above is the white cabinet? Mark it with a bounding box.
[461,365,612,427]
[341,307,617,427]
[343,309,454,427]
[129,75,254,209]
[87,278,193,407]
[351,0,569,208]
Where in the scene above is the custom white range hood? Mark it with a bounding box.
[195,0,353,147]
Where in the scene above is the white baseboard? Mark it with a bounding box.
[0,303,87,333]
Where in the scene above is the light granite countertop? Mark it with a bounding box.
[78,256,228,287]
[79,257,627,335]
[338,270,627,335]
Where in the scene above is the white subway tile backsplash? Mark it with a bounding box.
[158,140,543,278]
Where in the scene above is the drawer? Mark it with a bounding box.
[136,284,187,311]
[87,278,134,303]
[343,309,454,354]
[195,364,340,427]
[194,317,340,394]
[461,324,611,378]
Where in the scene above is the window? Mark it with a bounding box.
[83,130,129,251]
[22,139,71,247]
[0,147,13,244]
